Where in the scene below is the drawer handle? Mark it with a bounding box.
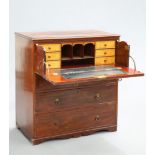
[104,52,107,55]
[48,64,51,67]
[104,60,107,62]
[95,93,101,100]
[104,44,107,47]
[54,98,61,105]
[95,115,100,121]
[48,47,51,50]
[48,56,51,58]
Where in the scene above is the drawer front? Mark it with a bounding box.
[95,41,115,49]
[35,106,116,138]
[42,44,61,52]
[46,52,61,61]
[46,61,61,69]
[95,57,115,65]
[95,49,115,57]
[35,82,117,113]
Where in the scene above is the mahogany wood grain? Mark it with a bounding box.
[15,35,34,139]
[35,80,117,113]
[15,30,120,41]
[116,41,130,67]
[35,106,116,138]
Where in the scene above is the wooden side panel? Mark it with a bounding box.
[35,45,45,75]
[15,35,34,140]
[116,41,129,67]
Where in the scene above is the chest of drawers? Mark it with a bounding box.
[15,30,144,144]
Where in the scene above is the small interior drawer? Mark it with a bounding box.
[46,52,61,61]
[46,60,61,69]
[95,49,115,57]
[42,44,61,52]
[95,57,115,65]
[95,41,115,49]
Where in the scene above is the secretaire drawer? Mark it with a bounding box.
[95,49,115,57]
[35,82,117,113]
[46,52,61,61]
[34,106,116,138]
[95,57,115,65]
[41,44,61,52]
[95,41,115,49]
[45,60,61,69]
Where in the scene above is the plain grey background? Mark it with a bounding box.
[9,0,145,155]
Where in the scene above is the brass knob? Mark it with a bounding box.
[104,44,107,47]
[95,115,100,121]
[48,56,51,58]
[54,98,60,105]
[104,52,107,55]
[95,93,101,100]
[48,64,51,66]
[104,60,107,62]
[48,47,51,50]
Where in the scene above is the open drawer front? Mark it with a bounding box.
[35,65,144,85]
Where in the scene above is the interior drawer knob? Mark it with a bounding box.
[95,115,100,121]
[54,98,61,105]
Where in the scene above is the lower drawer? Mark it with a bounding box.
[34,106,116,138]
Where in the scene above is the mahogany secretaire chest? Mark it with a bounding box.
[15,30,144,144]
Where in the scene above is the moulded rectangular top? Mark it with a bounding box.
[15,30,120,41]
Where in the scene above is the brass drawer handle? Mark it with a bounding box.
[48,47,51,50]
[95,93,101,100]
[104,52,107,55]
[48,56,51,58]
[104,59,107,62]
[104,44,107,47]
[95,115,100,121]
[54,98,61,105]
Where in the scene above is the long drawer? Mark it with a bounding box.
[35,81,117,113]
[34,106,116,138]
